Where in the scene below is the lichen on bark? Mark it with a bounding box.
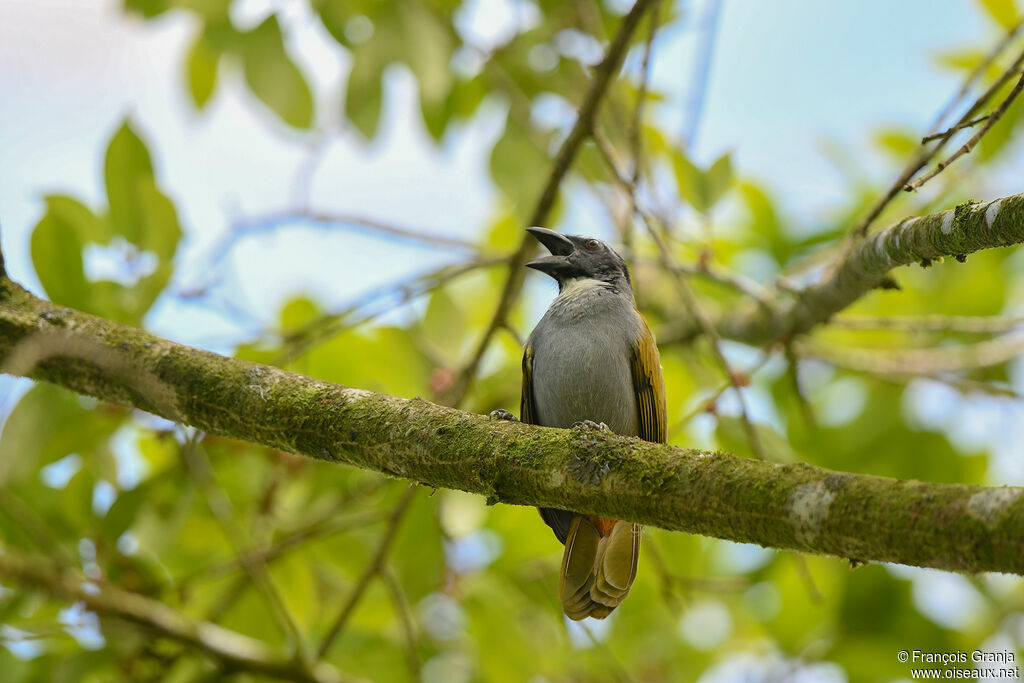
[664,191,1024,345]
[2,277,1024,575]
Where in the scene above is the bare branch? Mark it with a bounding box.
[905,72,1024,191]
[848,39,1024,239]
[799,333,1024,375]
[829,314,1024,334]
[921,114,991,143]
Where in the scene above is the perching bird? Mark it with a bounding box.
[520,226,666,620]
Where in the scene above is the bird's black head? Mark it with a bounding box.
[525,227,631,292]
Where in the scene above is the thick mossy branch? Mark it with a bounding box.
[1,279,1024,574]
[665,192,1024,345]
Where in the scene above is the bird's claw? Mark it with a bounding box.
[489,409,519,422]
[573,420,610,432]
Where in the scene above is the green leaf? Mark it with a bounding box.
[398,2,452,111]
[241,16,314,129]
[105,121,155,245]
[30,196,96,311]
[874,127,919,158]
[345,50,385,139]
[715,416,799,463]
[978,0,1020,28]
[174,0,232,20]
[421,288,465,360]
[123,0,170,18]
[0,384,123,486]
[489,116,553,221]
[391,492,444,601]
[705,152,733,207]
[671,148,733,213]
[280,296,322,332]
[670,148,704,211]
[979,93,1022,160]
[186,26,221,108]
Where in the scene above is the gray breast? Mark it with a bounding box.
[528,281,641,437]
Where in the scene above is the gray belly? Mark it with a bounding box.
[530,328,639,436]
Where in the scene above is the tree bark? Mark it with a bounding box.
[2,275,1023,575]
[661,192,1024,345]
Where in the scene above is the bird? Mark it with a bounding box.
[518,226,666,620]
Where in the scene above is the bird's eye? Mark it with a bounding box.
[585,239,600,250]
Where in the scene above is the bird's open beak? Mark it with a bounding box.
[525,227,575,276]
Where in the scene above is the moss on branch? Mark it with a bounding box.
[664,192,1024,345]
[1,277,1024,574]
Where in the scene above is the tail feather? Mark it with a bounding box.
[558,516,641,620]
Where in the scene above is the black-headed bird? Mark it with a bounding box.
[519,226,666,620]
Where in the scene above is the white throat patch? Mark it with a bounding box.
[556,277,609,301]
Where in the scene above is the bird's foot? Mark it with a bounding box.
[572,420,610,432]
[489,409,519,422]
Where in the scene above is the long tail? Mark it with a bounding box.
[558,515,640,620]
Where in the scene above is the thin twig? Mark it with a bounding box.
[904,72,1024,191]
[593,130,767,459]
[275,256,504,365]
[180,433,307,661]
[0,489,77,568]
[829,313,1024,334]
[928,18,1024,132]
[191,211,480,297]
[799,333,1024,375]
[644,535,749,608]
[681,0,724,148]
[317,485,418,659]
[183,509,388,586]
[381,566,421,681]
[920,114,991,143]
[622,4,660,256]
[791,554,823,604]
[784,342,817,429]
[667,351,772,437]
[0,550,346,683]
[443,0,661,407]
[849,39,1024,238]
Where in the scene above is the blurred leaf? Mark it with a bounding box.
[706,153,733,199]
[875,127,919,158]
[421,288,466,360]
[934,47,987,73]
[671,149,733,213]
[0,385,123,486]
[30,196,97,311]
[105,121,156,245]
[241,16,314,129]
[979,93,1022,160]
[123,0,170,18]
[978,0,1020,28]
[345,48,385,139]
[399,3,452,110]
[186,26,221,108]
[715,416,799,463]
[280,296,322,332]
[489,116,553,220]
[391,492,444,601]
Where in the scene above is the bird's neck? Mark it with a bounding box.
[552,277,633,310]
